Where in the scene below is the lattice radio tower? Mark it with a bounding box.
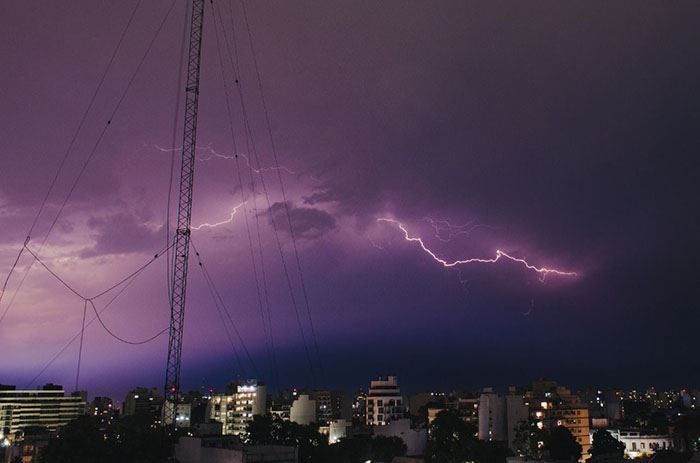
[164,0,206,426]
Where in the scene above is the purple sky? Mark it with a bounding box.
[1,0,699,399]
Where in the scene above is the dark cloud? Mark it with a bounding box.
[2,0,700,395]
[80,212,162,258]
[264,202,336,240]
[302,188,341,206]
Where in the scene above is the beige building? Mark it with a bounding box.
[290,395,316,425]
[529,381,591,461]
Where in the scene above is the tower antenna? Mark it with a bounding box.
[163,0,206,426]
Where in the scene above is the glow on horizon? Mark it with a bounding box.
[377,217,577,278]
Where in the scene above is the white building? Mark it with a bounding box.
[478,388,528,448]
[290,395,316,425]
[208,380,267,436]
[592,429,673,459]
[0,384,85,434]
[479,389,506,441]
[366,376,405,425]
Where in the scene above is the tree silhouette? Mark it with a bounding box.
[426,409,479,463]
[548,426,582,462]
[590,429,625,460]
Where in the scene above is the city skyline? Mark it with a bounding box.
[2,0,699,401]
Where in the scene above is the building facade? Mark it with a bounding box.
[374,418,428,456]
[478,387,528,448]
[0,384,85,434]
[311,390,331,424]
[122,387,163,423]
[366,376,405,425]
[595,429,673,459]
[2,428,51,463]
[290,395,316,425]
[208,380,266,436]
[479,389,506,441]
[529,380,591,460]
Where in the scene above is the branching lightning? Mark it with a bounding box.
[191,201,247,231]
[524,299,535,316]
[424,217,492,242]
[377,218,577,279]
[153,144,296,175]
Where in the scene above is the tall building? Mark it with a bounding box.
[290,395,316,425]
[90,396,113,416]
[452,394,481,426]
[331,390,353,422]
[90,396,117,427]
[478,388,506,441]
[122,387,163,423]
[0,384,85,434]
[478,387,529,449]
[311,390,331,424]
[505,390,529,448]
[353,390,367,424]
[311,390,352,424]
[183,390,209,427]
[529,380,591,460]
[208,380,266,435]
[366,376,405,425]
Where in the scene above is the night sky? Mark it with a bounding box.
[1,1,699,399]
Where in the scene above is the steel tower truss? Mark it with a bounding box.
[164,0,206,426]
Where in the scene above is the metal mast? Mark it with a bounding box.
[164,0,205,426]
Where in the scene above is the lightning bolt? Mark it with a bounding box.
[203,147,296,176]
[377,218,577,279]
[524,299,535,316]
[153,144,296,175]
[192,202,247,231]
